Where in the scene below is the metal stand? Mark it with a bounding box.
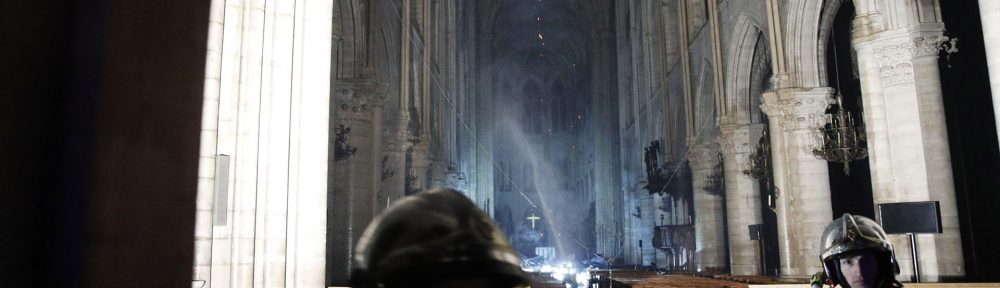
[909,233,921,283]
[758,238,767,275]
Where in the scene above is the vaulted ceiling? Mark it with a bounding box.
[487,0,599,97]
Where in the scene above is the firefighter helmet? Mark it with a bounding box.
[819,213,900,287]
[352,188,530,288]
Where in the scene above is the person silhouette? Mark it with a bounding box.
[351,188,531,288]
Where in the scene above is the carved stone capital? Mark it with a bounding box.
[719,123,764,157]
[409,142,432,167]
[431,162,469,192]
[382,120,412,153]
[869,33,953,87]
[335,78,389,121]
[783,89,834,131]
[912,35,956,58]
[688,143,721,171]
[760,91,784,118]
[760,89,834,131]
[872,39,915,87]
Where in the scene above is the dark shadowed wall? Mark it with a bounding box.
[1,0,210,287]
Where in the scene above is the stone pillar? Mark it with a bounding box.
[761,88,834,277]
[638,191,657,267]
[409,140,432,192]
[414,0,434,194]
[329,79,386,284]
[590,8,622,261]
[473,55,495,217]
[761,91,790,277]
[853,30,965,281]
[193,0,333,286]
[719,124,764,275]
[980,0,1000,150]
[378,121,409,214]
[689,143,727,272]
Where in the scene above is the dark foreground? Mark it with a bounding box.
[530,270,803,288]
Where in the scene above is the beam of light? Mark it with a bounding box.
[501,117,569,259]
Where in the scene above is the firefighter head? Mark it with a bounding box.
[820,213,901,288]
[352,188,530,288]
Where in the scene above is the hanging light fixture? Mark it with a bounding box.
[743,127,780,211]
[812,94,867,174]
[812,33,868,174]
[743,127,771,188]
[704,153,725,196]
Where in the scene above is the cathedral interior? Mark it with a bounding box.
[5,0,1000,287]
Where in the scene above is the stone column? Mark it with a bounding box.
[473,52,495,217]
[193,0,334,286]
[329,79,386,284]
[719,123,764,275]
[409,140,432,192]
[378,121,409,214]
[980,0,1000,150]
[761,88,834,277]
[760,91,789,277]
[429,158,449,188]
[689,143,727,272]
[853,30,965,281]
[413,0,434,194]
[587,2,621,261]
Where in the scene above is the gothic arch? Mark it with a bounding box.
[724,15,768,125]
[749,36,772,118]
[783,0,850,88]
[335,0,376,79]
[693,59,717,142]
[785,0,939,89]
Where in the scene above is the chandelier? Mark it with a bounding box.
[743,127,772,189]
[812,93,867,174]
[333,125,358,162]
[743,127,779,211]
[812,31,867,175]
[704,153,725,196]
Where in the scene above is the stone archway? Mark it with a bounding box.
[690,59,727,272]
[719,14,773,276]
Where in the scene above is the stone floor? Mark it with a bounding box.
[529,270,1000,288]
[334,270,1000,288]
[529,270,804,288]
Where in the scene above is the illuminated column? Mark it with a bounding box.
[473,29,496,216]
[590,2,622,260]
[761,88,833,277]
[329,79,386,283]
[719,123,764,275]
[853,26,964,281]
[980,0,1000,151]
[192,0,333,286]
[379,122,409,214]
[409,141,432,191]
[689,143,726,271]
